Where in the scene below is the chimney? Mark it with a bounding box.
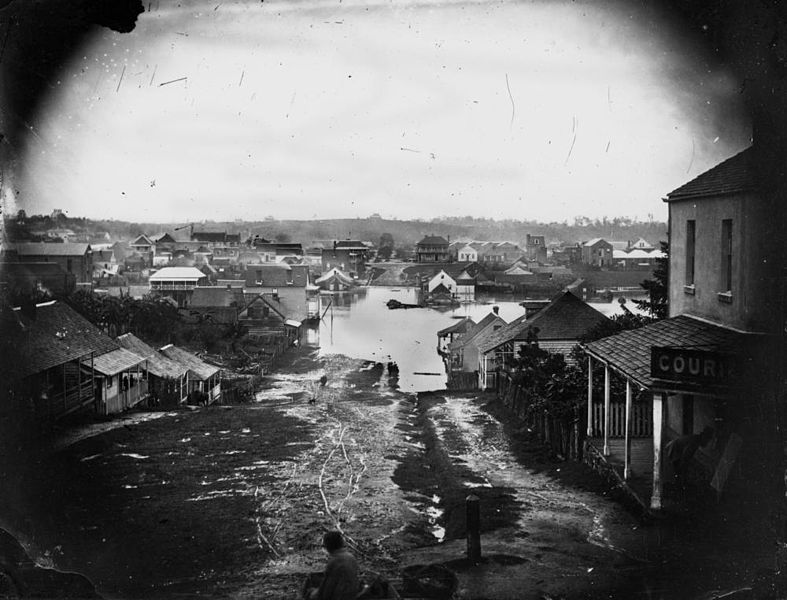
[492,305,499,315]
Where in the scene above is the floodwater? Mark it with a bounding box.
[310,286,637,392]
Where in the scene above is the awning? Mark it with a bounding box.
[583,315,759,396]
[285,319,302,328]
[93,348,146,377]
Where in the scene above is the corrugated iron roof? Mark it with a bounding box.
[93,347,146,376]
[666,146,754,201]
[417,236,449,246]
[584,314,750,389]
[116,333,187,379]
[149,267,206,281]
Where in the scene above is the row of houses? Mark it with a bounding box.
[2,300,222,426]
[439,144,783,517]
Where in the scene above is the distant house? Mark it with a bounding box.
[477,291,608,389]
[457,244,478,262]
[581,238,614,267]
[525,234,547,263]
[552,243,582,266]
[455,270,476,301]
[117,333,188,405]
[426,270,457,294]
[129,234,154,265]
[244,263,308,288]
[476,242,524,266]
[321,240,370,278]
[6,242,93,284]
[448,309,507,375]
[148,267,208,307]
[416,235,450,262]
[159,345,221,404]
[315,267,355,292]
[187,286,246,324]
[240,291,307,343]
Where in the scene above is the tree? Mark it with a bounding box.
[377,232,395,260]
[634,240,668,319]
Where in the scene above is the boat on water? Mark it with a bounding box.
[386,299,423,309]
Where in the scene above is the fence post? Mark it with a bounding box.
[466,495,481,563]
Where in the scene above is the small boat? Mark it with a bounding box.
[386,299,422,309]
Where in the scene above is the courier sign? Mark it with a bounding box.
[650,347,734,383]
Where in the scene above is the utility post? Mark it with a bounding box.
[466,494,481,563]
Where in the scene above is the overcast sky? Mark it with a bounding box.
[14,0,750,223]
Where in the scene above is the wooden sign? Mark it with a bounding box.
[650,347,735,383]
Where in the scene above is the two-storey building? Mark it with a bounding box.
[584,146,780,512]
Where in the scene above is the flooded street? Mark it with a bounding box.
[3,288,767,599]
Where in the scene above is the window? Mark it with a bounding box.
[685,220,696,287]
[67,258,73,273]
[721,219,732,292]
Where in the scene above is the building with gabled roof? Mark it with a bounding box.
[416,235,450,263]
[149,267,208,307]
[159,345,221,404]
[437,316,475,354]
[447,309,507,376]
[581,238,613,267]
[581,145,779,512]
[10,300,149,420]
[117,333,188,405]
[478,291,608,389]
[5,242,93,284]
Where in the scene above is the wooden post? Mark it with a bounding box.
[586,356,593,437]
[651,392,666,510]
[466,495,481,563]
[603,365,611,456]
[624,380,633,480]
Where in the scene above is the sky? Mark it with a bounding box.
[13,0,751,223]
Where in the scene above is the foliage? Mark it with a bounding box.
[634,240,669,319]
[67,289,182,343]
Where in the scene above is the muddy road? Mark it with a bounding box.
[4,349,775,599]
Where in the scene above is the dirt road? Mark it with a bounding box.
[4,349,777,599]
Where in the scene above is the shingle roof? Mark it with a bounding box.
[10,242,91,256]
[16,301,120,378]
[438,317,475,337]
[666,146,754,201]
[479,291,608,353]
[116,333,187,379]
[92,347,146,376]
[159,345,220,380]
[584,315,750,389]
[582,238,609,248]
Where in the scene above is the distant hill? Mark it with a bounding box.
[5,213,667,249]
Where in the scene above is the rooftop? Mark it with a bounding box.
[8,242,91,256]
[666,146,754,201]
[479,291,608,353]
[92,347,146,376]
[116,333,187,379]
[149,267,206,281]
[584,314,753,391]
[14,301,119,378]
[159,345,220,380]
